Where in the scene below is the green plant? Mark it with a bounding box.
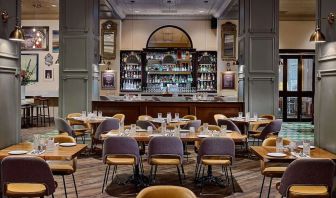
[20,59,36,86]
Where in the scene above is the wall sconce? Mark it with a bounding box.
[310,13,336,43]
[98,55,105,66]
[1,10,9,23]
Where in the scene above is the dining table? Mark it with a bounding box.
[229,117,272,134]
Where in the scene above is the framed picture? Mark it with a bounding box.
[44,69,54,81]
[222,72,236,89]
[52,30,59,53]
[221,22,236,60]
[21,54,39,82]
[101,70,117,90]
[22,26,49,51]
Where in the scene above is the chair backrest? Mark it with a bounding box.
[112,114,125,123]
[1,156,56,196]
[197,125,221,133]
[54,117,74,136]
[94,118,120,139]
[259,119,283,140]
[53,135,76,143]
[67,113,86,126]
[260,114,275,120]
[278,159,335,196]
[136,185,197,198]
[138,115,153,121]
[148,136,183,162]
[103,136,140,164]
[182,120,201,130]
[262,137,291,146]
[182,115,197,120]
[197,137,235,163]
[217,119,241,133]
[136,120,157,130]
[214,114,227,125]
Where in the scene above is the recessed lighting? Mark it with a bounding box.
[51,4,57,7]
[134,10,140,13]
[199,10,205,13]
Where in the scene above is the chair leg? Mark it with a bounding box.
[153,165,158,181]
[197,164,202,181]
[176,165,183,185]
[111,165,117,183]
[102,165,109,193]
[229,167,235,193]
[62,175,68,198]
[181,164,186,179]
[200,165,205,194]
[259,175,266,198]
[149,165,153,184]
[72,173,78,198]
[267,177,273,198]
[194,163,199,181]
[105,165,111,185]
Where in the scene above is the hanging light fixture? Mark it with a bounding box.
[9,0,25,42]
[309,26,326,43]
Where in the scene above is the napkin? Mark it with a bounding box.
[291,152,311,159]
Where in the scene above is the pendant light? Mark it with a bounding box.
[309,26,326,43]
[9,0,25,42]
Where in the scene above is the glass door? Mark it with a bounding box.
[279,54,315,122]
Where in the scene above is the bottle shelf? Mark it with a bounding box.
[147,71,192,75]
[147,82,192,84]
[123,78,142,80]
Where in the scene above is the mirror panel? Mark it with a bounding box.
[221,22,237,60]
[101,21,117,59]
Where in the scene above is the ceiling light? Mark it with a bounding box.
[309,26,326,43]
[9,0,24,42]
[51,4,57,7]
[134,10,140,13]
[199,10,205,13]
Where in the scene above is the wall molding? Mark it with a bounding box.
[317,69,336,80]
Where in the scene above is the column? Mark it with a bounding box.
[59,0,100,117]
[314,0,336,152]
[238,0,279,115]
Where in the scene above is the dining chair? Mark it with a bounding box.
[47,135,78,198]
[67,113,91,143]
[182,120,201,130]
[102,136,141,193]
[148,136,185,185]
[138,115,153,121]
[214,114,227,125]
[112,114,125,123]
[1,156,57,198]
[258,137,291,198]
[249,119,283,145]
[194,125,221,153]
[136,185,197,198]
[92,118,120,153]
[182,115,197,120]
[251,114,276,131]
[54,117,75,136]
[196,137,236,194]
[217,119,241,133]
[276,159,335,198]
[136,120,157,130]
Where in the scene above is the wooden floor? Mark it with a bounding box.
[20,126,283,198]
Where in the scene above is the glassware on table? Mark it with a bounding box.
[33,134,41,151]
[147,126,153,134]
[119,122,124,134]
[175,113,179,120]
[245,112,250,121]
[131,124,136,135]
[302,139,311,156]
[238,112,243,119]
[289,141,297,152]
[276,137,284,153]
[81,111,87,118]
[138,93,142,100]
[46,137,55,151]
[158,113,162,120]
[167,112,172,123]
[203,123,209,134]
[253,112,258,120]
[93,110,98,118]
[161,122,167,133]
[220,125,227,136]
[98,111,103,118]
[190,127,195,134]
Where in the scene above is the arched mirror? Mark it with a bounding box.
[146,25,192,48]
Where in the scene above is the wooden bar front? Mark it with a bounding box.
[92,100,244,125]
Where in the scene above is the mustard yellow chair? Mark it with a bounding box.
[136,185,196,198]
[258,137,291,198]
[47,135,78,198]
[182,115,197,120]
[66,113,91,143]
[112,113,125,123]
[138,115,153,121]
[194,125,221,152]
[251,114,276,131]
[214,114,227,125]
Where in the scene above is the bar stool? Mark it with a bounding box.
[36,96,51,126]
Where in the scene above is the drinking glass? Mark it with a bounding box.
[46,137,55,151]
[253,112,258,120]
[289,141,297,152]
[33,134,41,150]
[245,112,250,121]
[93,110,97,118]
[238,112,243,118]
[98,111,103,118]
[131,124,136,135]
[175,113,179,120]
[158,113,162,120]
[203,123,209,134]
[119,122,124,134]
[161,122,167,133]
[276,137,284,153]
[303,140,311,156]
[190,127,195,134]
[220,125,227,136]
[167,112,172,123]
[81,111,87,118]
[147,126,153,134]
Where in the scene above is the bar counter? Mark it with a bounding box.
[92,96,244,125]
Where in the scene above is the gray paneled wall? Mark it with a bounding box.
[59,0,100,117]
[238,0,279,115]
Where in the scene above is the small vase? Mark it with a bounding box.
[21,86,26,100]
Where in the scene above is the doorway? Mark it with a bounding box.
[278,51,315,122]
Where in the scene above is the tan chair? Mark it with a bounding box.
[182,115,197,120]
[112,113,125,123]
[67,113,91,143]
[195,125,221,152]
[138,115,153,121]
[47,135,78,198]
[251,114,275,131]
[136,185,196,198]
[258,137,291,198]
[214,114,227,125]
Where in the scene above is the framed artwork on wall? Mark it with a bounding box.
[21,54,39,82]
[44,69,54,81]
[52,30,59,53]
[101,21,117,59]
[221,22,237,60]
[101,70,117,90]
[21,26,49,51]
[221,72,236,89]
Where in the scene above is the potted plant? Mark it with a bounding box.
[20,60,36,99]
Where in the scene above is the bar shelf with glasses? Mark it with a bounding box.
[120,51,143,92]
[196,51,217,93]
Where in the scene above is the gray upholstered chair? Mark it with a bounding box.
[196,137,236,193]
[217,119,241,133]
[136,120,157,130]
[277,158,335,198]
[91,118,120,152]
[1,156,57,198]
[54,117,75,137]
[148,136,184,184]
[102,136,141,193]
[250,119,283,145]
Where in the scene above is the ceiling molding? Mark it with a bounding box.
[213,0,232,18]
[124,15,212,20]
[105,0,126,19]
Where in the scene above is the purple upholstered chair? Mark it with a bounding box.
[277,159,335,198]
[101,136,141,192]
[1,156,57,197]
[182,120,202,130]
[136,120,157,130]
[54,117,75,137]
[92,118,120,153]
[148,136,184,184]
[250,119,283,145]
[196,137,236,192]
[217,119,241,133]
